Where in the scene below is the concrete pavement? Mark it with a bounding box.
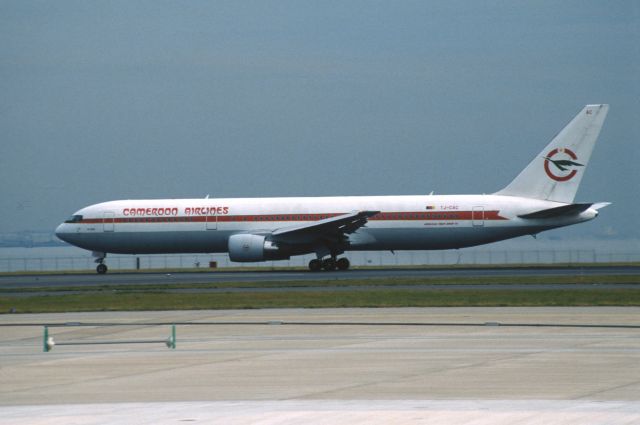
[1,307,639,423]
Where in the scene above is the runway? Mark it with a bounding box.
[1,265,639,289]
[1,307,639,424]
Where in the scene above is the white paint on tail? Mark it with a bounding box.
[496,104,609,203]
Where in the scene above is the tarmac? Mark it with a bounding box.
[1,307,639,424]
[2,265,639,288]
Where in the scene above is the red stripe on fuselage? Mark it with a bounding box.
[77,210,508,224]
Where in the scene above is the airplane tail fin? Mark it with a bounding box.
[495,104,609,203]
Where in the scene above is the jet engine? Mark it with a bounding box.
[228,234,289,262]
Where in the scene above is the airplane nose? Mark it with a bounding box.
[55,223,69,242]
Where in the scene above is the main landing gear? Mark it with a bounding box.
[93,251,108,274]
[308,257,350,272]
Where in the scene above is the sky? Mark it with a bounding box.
[1,0,638,239]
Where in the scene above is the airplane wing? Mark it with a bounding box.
[271,210,379,243]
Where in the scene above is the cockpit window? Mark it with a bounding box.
[64,215,83,223]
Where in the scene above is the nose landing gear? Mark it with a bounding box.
[93,251,108,274]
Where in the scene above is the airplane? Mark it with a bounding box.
[56,104,610,274]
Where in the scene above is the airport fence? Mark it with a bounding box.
[1,249,639,273]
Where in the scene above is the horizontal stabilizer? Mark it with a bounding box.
[518,203,594,219]
[591,202,612,211]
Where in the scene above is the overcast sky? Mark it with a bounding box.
[1,1,638,239]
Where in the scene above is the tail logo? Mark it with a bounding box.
[543,148,583,182]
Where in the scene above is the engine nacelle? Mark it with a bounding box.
[228,233,289,262]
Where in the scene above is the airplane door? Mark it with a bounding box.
[472,206,484,227]
[206,214,217,230]
[103,211,115,232]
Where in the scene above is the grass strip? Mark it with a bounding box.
[2,288,640,313]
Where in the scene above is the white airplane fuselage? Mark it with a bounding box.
[55,104,609,273]
[55,195,597,254]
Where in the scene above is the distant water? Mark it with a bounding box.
[0,238,638,273]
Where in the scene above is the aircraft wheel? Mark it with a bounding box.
[96,264,108,274]
[322,258,336,271]
[336,257,350,270]
[308,259,322,272]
